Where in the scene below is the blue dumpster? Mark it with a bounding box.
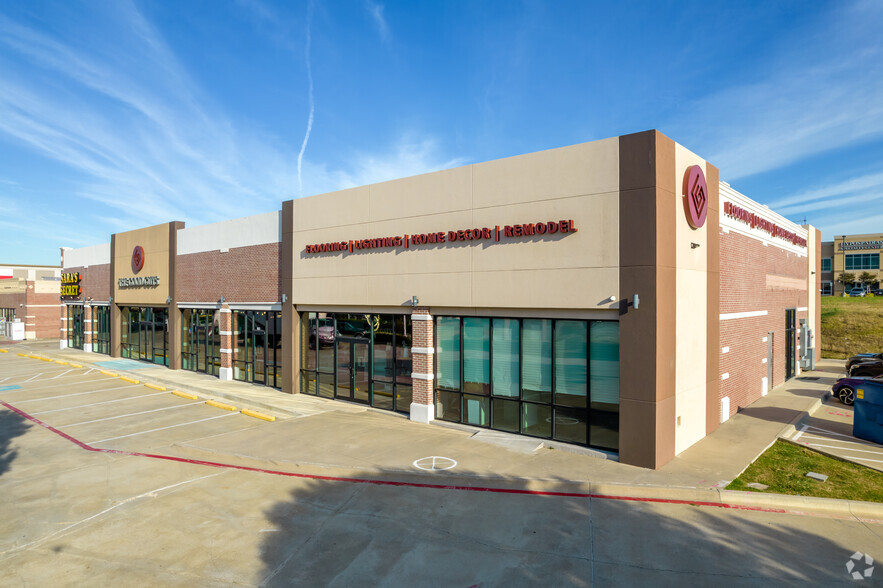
[854,379,883,446]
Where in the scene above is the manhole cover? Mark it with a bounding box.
[413,456,457,471]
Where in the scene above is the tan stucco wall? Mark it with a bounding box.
[113,223,172,306]
[673,144,710,455]
[290,138,621,312]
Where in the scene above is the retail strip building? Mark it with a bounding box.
[59,130,821,469]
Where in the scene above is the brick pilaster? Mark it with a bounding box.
[59,309,68,349]
[409,307,435,423]
[84,304,93,352]
[219,305,233,380]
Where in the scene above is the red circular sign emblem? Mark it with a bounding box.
[132,246,145,273]
[683,165,708,229]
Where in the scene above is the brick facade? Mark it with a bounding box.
[719,229,809,418]
[176,243,281,303]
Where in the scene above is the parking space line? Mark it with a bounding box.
[31,391,170,415]
[15,384,135,404]
[805,443,883,455]
[65,401,205,427]
[803,425,858,440]
[23,372,45,383]
[0,378,118,394]
[89,413,239,444]
[50,369,75,379]
[792,425,808,441]
[800,434,879,448]
[845,456,883,464]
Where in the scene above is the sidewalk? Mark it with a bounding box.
[5,339,880,518]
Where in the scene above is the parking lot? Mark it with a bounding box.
[2,347,883,585]
[0,351,279,456]
[791,397,883,472]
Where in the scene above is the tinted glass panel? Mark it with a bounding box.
[373,381,394,410]
[491,398,519,432]
[553,406,587,445]
[436,317,461,390]
[522,319,551,403]
[522,403,551,438]
[555,320,587,408]
[492,318,519,397]
[463,318,490,395]
[396,384,412,413]
[437,390,461,422]
[590,321,619,406]
[463,394,489,426]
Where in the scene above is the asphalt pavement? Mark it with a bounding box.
[2,339,881,519]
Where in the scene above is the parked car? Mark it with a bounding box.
[832,374,883,405]
[848,288,867,297]
[871,289,883,296]
[850,360,883,378]
[846,352,883,373]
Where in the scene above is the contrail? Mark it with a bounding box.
[297,1,314,197]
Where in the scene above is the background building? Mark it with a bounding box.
[0,264,62,340]
[821,233,883,295]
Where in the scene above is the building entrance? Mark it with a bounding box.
[182,309,220,376]
[67,305,85,350]
[93,305,110,355]
[233,310,282,388]
[121,307,168,366]
[336,338,370,404]
[785,309,797,380]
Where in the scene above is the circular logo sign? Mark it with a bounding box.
[131,246,145,274]
[683,165,708,229]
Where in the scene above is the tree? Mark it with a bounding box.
[838,272,856,287]
[859,271,877,290]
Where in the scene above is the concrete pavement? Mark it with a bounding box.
[3,339,880,519]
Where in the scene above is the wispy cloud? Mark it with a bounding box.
[297,1,315,197]
[366,1,391,44]
[673,1,883,181]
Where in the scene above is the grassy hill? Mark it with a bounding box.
[821,296,883,359]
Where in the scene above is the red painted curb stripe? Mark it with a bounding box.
[1,400,785,513]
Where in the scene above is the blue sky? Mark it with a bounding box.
[1,0,882,265]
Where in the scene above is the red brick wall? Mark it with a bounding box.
[176,243,280,303]
[25,287,62,340]
[63,264,111,301]
[720,230,809,418]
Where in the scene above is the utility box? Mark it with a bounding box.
[853,380,883,446]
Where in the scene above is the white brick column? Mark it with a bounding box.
[409,308,435,423]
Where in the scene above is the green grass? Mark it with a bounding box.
[820,295,883,359]
[727,440,883,503]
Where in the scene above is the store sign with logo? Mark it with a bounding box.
[132,245,145,273]
[60,272,81,297]
[723,202,807,248]
[682,165,708,230]
[839,240,883,251]
[304,219,579,255]
[118,276,160,288]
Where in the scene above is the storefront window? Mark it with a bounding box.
[845,253,880,271]
[67,305,85,350]
[93,306,110,355]
[300,312,411,413]
[434,317,619,452]
[821,258,832,273]
[233,310,281,388]
[119,307,168,366]
[522,319,552,403]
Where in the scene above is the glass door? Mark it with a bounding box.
[68,305,85,350]
[93,306,110,355]
[252,312,268,385]
[336,338,370,404]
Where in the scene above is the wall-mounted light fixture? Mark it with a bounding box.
[606,295,617,303]
[628,294,640,310]
[219,296,226,304]
[282,293,287,303]
[410,295,419,307]
[109,296,113,303]
[691,242,700,249]
[166,296,172,304]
